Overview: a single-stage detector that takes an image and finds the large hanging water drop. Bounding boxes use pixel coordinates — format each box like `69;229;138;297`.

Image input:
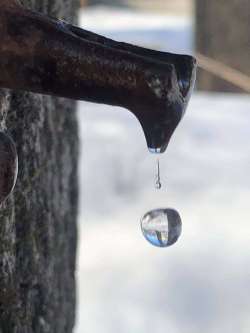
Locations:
141;208;182;247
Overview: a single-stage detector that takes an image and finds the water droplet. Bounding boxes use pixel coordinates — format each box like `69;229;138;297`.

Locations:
155;157;161;190
155;180;161;189
141;208;182;247
148;147;161;154
0;132;18;204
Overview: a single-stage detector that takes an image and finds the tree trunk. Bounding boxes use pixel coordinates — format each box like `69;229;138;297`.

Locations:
0;1;79;332
195;0;249;92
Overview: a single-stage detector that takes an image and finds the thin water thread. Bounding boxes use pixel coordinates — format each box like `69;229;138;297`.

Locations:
155;157;161;189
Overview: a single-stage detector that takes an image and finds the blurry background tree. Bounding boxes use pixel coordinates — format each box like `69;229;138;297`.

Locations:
0;0;78;332
195;0;249;93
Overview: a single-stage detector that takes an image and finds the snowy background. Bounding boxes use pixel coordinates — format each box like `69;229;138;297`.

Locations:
75;7;250;333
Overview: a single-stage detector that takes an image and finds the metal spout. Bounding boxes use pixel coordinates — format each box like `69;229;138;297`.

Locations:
0;0;196;153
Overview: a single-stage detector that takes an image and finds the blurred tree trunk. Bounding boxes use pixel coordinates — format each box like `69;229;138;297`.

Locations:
0;1;79;332
80;0;88;6
195;0;249;92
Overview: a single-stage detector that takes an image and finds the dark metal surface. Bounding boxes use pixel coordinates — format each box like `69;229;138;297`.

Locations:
0;0;196;152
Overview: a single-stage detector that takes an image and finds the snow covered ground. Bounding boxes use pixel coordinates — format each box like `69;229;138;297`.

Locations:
75;7;250;333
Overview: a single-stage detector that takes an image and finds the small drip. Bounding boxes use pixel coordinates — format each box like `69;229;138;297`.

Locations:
155;157;161;190
149;147;161;154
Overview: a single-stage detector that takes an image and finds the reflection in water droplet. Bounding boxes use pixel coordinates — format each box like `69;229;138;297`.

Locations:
141;208;182;247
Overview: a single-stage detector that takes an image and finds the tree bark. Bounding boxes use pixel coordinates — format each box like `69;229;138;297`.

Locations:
195;0;249;92
0;0;78;332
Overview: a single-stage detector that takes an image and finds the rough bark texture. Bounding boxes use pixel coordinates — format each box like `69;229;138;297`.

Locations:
0;1;79;332
195;0;249;92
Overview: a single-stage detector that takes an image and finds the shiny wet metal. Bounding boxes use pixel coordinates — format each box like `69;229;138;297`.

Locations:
0;0;196;152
